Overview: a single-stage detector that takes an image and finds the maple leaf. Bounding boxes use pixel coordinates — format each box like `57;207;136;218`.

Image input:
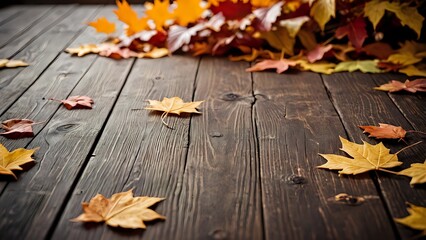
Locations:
306;44;332;63
1;119;39;139
115;0;148;36
246;57;298;74
296;60;335;74
72;189;165;229
0;144;38;179
335;17;367;50
167;24;206;53
359;123;406;140
210;0;252;20
399;65;426;77
310;0;335;31
387;52;422;67
174;0;206;26
0;59;29;68
261;27;295;55
144;0;174;31
362;42;394;60
66;44;100;57
145;97;203;127
398;161;426;186
374;79;426;93
88;17;116;34
50;96;94;110
318;136;402;175
279;16;310;38
334;60;382;73
395;203;426;236
252;1;283;31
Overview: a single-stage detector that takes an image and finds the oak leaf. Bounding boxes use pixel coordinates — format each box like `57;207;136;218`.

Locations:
88;17;116;34
144;0;174;31
246;58;298;74
310;0;335;31
1;119;37;139
252;1;283;31
0;144;38;179
334;60;382;73
374;79;426;93
50;96;94;110
174;0;206;26
359;123;406;140
0;59;29;68
318;136;402;175
395;203;426;236
335;17;367;50
399;161;426;185
145;97;203;127
72;189;165;229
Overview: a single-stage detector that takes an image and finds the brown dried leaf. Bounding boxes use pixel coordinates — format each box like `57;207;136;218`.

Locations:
1;119;36;139
50;96;94;110
374;79;426;93
0;144;38;179
359;123;406;140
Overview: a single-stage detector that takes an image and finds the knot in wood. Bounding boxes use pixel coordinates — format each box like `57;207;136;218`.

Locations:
56;123;78;132
334;193;365;206
287;175;307;185
222;93;240;101
209;229;227;240
209;132;223;138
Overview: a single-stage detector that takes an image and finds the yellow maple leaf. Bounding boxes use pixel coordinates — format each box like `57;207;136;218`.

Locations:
297;60;335;74
88;17;116;34
0;144;38;179
115;0;148;35
65;44;101;57
174;0;206;26
145;97;204;127
334;60;382;73
310;0;335;31
387;52;422;66
72;189;165;229
318;136;402;175
145;0;174;30
398;161;426;185
0;59;29;68
395;203;426;236
399;65;426;77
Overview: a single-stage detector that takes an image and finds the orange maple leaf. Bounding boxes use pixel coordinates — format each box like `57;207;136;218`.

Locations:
246;58;298;73
145;0;174;30
114;0;148;36
174;0;206;26
359;123;407;140
88;17;116;34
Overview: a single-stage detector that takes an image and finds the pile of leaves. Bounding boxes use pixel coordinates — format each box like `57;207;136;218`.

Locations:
67;0;426;76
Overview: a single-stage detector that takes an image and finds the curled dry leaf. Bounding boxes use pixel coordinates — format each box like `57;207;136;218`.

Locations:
359;123;406;140
0;59;29;68
395;203;426;236
1;119;37;139
398;161;426;185
145;97;203;128
50;96;94;110
374;79;426;93
318;136;401;175
0;144;38;179
246;58;298;74
72;189;165;229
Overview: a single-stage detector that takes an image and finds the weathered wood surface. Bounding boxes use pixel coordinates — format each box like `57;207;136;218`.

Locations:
0;5;425;240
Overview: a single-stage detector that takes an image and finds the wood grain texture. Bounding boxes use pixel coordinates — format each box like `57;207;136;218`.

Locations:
322;72;426;240
0;6;22;25
52;56;199;240
0;6;99;116
0;56;135;240
253;71;396;239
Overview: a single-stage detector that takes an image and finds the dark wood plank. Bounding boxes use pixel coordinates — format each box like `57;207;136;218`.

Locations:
0;6;53;47
322;72;426;239
0;6;99;116
0;6;22;25
0;5;75;58
51;56;199;239
0;56;135;240
253;71;397;239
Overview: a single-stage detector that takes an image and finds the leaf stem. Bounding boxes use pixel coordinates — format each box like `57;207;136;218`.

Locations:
407;130;426;136
395;141;422;155
378;168;400;175
280;48;285;60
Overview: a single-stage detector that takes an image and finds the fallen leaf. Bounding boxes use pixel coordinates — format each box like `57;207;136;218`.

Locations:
359;123;406;140
332;43;355;62
362;42;394;60
0;59;29;68
138;48;169;58
144;0;174;31
72;189;165;229
0;144;38;179
335;17;367;50
374;79;426;93
66;44;100;57
50;96;94;110
387;52;422;67
174;0;206;26
280;16;310;38
261;27;295;55
399;65;426;77
395;203;426;236
167;24;205;53
145;97;203;127
210;0;252;20
398;161;426;185
334;60;382;73
306;44;332;63
318;136;401;175
297;60;335;74
1;119;37;139
114;0;148;36
246;58;298;73
252;1;283;31
310;0;335;31
377;62;402;72
88;17;116;34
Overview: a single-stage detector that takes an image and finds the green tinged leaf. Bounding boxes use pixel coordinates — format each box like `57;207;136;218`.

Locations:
334;60;382;73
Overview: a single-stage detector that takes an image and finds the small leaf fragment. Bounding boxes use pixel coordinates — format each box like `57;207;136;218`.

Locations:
0;59;29;68
374;79;426;93
1;119;36;139
359;123;406;140
395;203;426;236
50;96;94;110
334;60;382;73
398;161;426;185
0;144;38;179
246;58;298;74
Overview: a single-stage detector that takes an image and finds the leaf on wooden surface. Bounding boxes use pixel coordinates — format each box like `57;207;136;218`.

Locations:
377;62;402;72
398;161;426;186
253;1;283;31
88;17;116;34
174;0;206;26
387;52;422;66
297;60;335;74
374;79;426;93
0;144;38;179
399;65;426;77
144;0;174;30
115;0;148;35
246;58;298;74
395;203;426;236
145;97;203;127
335;17;367;50
261;27;295;55
50;96;94;110
310;0;335;31
359;123;406;140
1;119;37;139
66;44;100;57
334;60;382;73
318;136;401;175
138;48;169;58
280;16;310;38
0;59;29;68
306;44;332;63
72;189;165;229
362;42;394;60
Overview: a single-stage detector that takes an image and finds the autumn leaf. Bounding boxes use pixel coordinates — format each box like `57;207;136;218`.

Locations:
261;27;295;55
50;96;94;110
395;203;426;236
387;52;422;67
0;59;29;68
318;136;401;175
167;24;206;53
297;60;335;74
0;144;38;179
145;97;203;127
374;79;426;93
310;0;335;31
399;65;426;77
332;43;355;62
335;17;367;50
0;119;39;139
229;49;260;62
72;189;165;229
297;28;317;51
279;16;310;39
306;44;332;63
252;1;283;31
359;123;406;140
66;44;100;57
210;0;252;20
334;60;382;73
246;57;298;74
88;17;116;34
138;48;169;59
115;0;148;35
362;42;394;60
398;161;426;186
174;0;206;26
144;0;174;31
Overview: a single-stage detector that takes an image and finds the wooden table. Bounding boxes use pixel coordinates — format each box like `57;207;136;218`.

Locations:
0;5;425;240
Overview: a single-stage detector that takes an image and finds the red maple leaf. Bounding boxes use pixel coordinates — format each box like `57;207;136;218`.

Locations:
210;0;252;20
335;17;367;50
